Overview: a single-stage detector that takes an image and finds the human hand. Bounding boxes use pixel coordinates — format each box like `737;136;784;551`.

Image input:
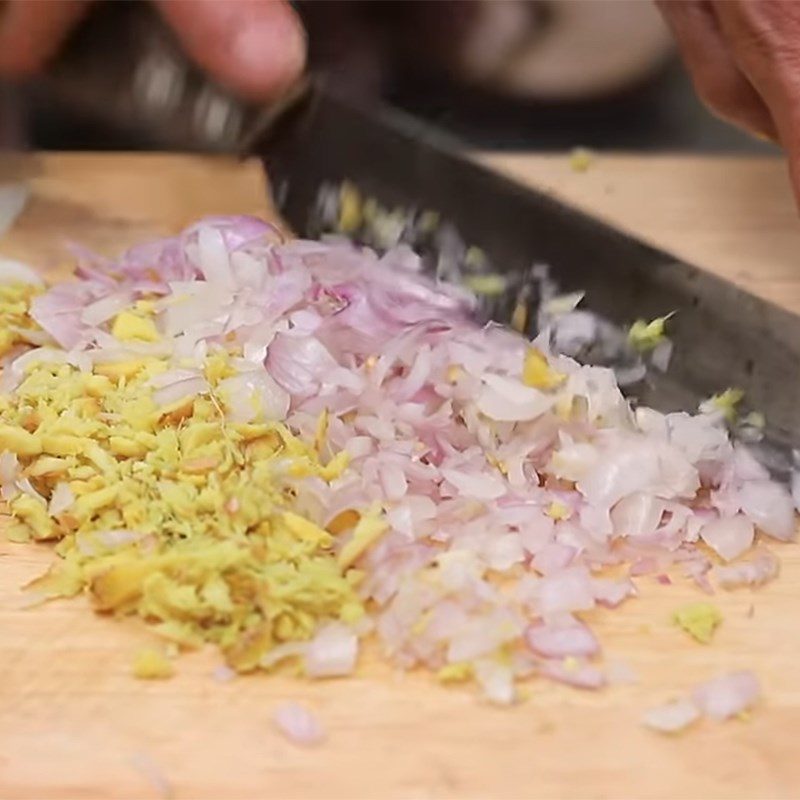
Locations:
0;0;306;102
657;1;800;196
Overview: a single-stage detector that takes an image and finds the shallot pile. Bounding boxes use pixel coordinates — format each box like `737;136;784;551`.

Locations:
2;216;796;708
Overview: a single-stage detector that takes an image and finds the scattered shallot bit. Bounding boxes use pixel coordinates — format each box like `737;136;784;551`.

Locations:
273;702;326;746
645;670;761;733
692;671;761;721
642;698;700;734
212;664;237;683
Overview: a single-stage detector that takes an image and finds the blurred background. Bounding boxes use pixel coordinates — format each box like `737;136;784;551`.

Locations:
2;0;778;155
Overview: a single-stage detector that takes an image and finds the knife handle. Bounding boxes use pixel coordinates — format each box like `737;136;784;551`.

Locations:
43;0;257;152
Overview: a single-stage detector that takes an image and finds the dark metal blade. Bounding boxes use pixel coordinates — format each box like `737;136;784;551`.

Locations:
251;82;800;471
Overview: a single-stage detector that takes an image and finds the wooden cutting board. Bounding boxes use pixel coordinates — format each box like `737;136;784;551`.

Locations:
1;152;799;800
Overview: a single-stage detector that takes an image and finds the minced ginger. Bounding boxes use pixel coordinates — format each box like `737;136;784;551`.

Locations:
1;286;369;674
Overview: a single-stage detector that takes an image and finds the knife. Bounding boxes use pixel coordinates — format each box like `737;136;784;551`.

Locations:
251;80;800;473
47;3;800;474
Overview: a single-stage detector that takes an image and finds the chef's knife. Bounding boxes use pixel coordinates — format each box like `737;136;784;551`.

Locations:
46;1;800;473
252;80;800;474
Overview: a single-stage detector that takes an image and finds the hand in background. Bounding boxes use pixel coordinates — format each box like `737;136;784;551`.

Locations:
657;1;800;197
0;0;306;102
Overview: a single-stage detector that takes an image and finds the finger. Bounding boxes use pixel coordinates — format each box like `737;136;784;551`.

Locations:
0;0;90;76
155;0;306;102
708;1;800;196
656;0;778;141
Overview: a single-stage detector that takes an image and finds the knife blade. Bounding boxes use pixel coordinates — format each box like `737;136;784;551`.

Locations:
252;80;800;474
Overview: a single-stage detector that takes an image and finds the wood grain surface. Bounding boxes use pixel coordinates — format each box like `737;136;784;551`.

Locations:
0;153;798;800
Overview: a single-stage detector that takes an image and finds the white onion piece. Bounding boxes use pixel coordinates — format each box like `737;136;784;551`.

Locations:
738;480;796;541
692;671;760;721
81;291;134;326
75;528;144;556
149;368;203;389
230;250;266;290
592;578;636;607
538;568;595;614
474;659;516;705
476;374;553;422
447;611;521;663
650;339;673;372
218;371;289;423
611;492;666;537
483;533;525;571
532;543;576;575
48;482;75;516
578;440;660;508
194;225;234;287
700;514;754;562
715;547;779;589
259;641;307;670
525;619;599;658
267;333;338;395
152;376;209;407
614;362;647;386
642;698;699;733
163;282;232;336
519;514;555;554
379;462;408;501
550;310;597;355
441;468;506;501
0;257;42;287
304;623;358;678
539;659;605;690
8;347;70;383
96;529;145;550
549;440;598;482
0;451;19;500
272;702;325;746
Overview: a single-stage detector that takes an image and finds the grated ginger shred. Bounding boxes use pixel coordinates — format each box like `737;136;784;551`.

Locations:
2;287;366;673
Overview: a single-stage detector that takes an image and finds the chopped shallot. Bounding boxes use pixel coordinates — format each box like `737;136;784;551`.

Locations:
692;671;760;721
700;514;755;562
525;619;599;658
715;547;779;589
642;698;700;733
273;702;326;746
304;623;358;678
2;215;796;710
539;659;606;690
